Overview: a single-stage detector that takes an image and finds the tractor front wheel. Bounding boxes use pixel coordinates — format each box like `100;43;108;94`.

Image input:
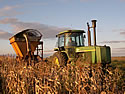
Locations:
52;52;68;67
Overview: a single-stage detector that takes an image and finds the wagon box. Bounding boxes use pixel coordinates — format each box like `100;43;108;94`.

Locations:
9;29;43;60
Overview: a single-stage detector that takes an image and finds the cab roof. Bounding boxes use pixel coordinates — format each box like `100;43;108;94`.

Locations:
58;30;85;35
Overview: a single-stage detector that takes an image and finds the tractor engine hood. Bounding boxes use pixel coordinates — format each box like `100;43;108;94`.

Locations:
75;46;111;64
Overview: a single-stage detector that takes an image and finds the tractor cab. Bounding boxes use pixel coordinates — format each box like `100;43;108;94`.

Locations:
57;30;86;49
53;30;87;66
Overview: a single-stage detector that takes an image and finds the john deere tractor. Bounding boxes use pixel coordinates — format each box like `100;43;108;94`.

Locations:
53;20;111;67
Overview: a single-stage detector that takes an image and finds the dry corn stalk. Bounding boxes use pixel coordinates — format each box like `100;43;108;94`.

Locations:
0;55;124;94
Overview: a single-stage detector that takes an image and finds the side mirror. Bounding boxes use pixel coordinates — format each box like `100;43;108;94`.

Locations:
83;35;86;38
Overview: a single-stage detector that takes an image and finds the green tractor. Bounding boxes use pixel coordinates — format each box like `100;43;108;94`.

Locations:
52;20;111;67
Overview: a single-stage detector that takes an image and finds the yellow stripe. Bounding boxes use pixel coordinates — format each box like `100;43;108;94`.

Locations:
77;49;95;52
11;42;23;57
84;49;96;52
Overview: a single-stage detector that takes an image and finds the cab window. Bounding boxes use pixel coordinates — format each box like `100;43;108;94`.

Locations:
58;34;64;47
65;33;85;47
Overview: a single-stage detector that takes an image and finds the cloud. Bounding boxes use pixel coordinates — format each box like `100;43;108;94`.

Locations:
100;40;125;44
120;31;125;36
0;5;22;17
0;30;13;40
114;47;125;50
112;52;125;56
0;18;69;39
0;18;18;24
112;29;125;32
0;2;48;17
112;28;125;36
112;47;125;56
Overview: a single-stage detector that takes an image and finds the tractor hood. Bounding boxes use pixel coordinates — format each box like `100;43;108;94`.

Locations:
75;46;111;64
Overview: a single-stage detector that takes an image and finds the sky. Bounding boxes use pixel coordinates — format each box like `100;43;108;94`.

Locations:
0;0;125;57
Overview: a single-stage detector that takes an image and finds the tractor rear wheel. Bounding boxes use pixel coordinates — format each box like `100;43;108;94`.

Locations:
52;52;68;67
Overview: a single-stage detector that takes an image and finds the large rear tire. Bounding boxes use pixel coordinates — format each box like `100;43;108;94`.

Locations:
52;52;68;67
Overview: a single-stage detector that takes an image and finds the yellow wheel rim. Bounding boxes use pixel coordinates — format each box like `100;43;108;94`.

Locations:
54;57;60;67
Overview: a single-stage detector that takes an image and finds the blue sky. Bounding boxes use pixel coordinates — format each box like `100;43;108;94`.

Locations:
0;0;125;56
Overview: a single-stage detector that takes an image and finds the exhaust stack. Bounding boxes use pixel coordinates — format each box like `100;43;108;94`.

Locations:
87;22;91;46
87;20;97;46
92;20;97;46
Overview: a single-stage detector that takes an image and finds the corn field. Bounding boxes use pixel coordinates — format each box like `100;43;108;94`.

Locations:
0;55;124;94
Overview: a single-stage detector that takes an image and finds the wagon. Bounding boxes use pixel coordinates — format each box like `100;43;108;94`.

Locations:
9;29;43;61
